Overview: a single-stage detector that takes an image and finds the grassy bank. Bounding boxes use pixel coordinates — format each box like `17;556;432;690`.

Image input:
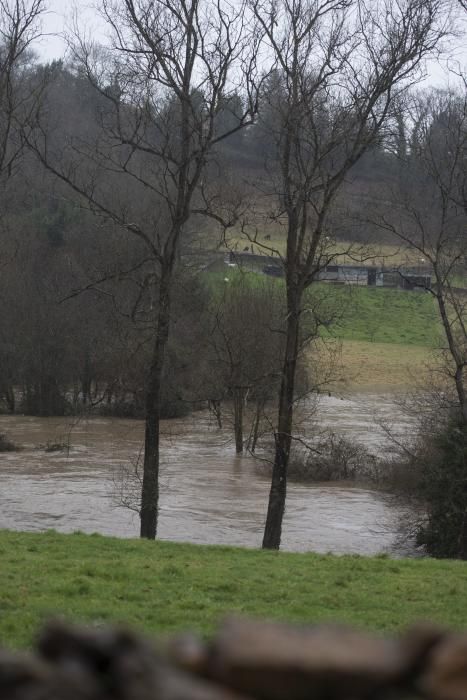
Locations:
207;272;439;388
1;530;467;649
317;285;439;347
207;272;440;348
332;340;434;389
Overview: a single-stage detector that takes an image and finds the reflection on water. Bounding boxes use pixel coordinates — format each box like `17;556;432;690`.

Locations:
0;393;416;555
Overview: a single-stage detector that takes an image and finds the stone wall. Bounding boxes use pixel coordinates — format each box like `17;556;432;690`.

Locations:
1;618;466;699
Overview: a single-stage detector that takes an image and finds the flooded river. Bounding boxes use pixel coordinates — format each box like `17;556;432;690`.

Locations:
0;393;418;555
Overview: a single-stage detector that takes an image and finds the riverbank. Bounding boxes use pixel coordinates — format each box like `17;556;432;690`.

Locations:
334;339;434;389
1;530;467;649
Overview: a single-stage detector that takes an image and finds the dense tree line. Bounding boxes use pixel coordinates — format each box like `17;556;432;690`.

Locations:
1;64;455;419
0;58;402;421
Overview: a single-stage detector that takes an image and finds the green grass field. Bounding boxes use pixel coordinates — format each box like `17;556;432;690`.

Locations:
331;340;434;388
313;285;440;347
2;530;467;649
206;272;441;348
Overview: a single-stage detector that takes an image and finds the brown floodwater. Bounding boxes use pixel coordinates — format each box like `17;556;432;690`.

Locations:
0;393;418;555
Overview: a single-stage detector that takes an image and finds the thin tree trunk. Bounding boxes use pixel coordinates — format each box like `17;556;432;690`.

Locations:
81;350;92;405
215;401;222;429
262;295;300;549
209;399;222;428
233;386;244;454
458;507;467;560
250;398;264;453
106;387;113;406
1;385;15;413
140;270;172;539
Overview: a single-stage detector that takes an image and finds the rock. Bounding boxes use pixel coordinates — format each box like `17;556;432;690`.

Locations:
37;622;253;700
0;651;51;700
399;623;446;669
201;618;428;700
419;634;467;700
1;618;467;700
167;634;210;676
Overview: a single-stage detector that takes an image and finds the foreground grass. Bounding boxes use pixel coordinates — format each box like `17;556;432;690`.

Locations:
2;530;467;649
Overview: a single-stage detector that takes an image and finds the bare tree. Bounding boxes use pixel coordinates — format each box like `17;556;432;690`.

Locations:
248;0;450;549
0;0;44;180
0;0;45;407
29;0;261;539
375;87;467;424
203;274;285;453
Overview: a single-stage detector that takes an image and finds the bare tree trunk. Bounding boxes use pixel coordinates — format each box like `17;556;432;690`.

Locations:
250;398;264;453
140;270;172;539
81;350;92;406
262;292;300;549
458;508;467;560
233;386;245;454
252;0;446;552
0;386;15;413
6;386;15;413
209;399;223;429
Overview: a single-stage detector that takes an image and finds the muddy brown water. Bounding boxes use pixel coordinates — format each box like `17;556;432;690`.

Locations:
0;393;418;555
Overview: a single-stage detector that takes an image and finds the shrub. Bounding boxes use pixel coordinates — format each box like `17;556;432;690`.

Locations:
288;434;377;482
44;442;69;453
415;420;467;559
0;433;18;452
381;413;467;559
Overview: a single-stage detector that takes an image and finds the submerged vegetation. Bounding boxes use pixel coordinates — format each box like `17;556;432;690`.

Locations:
0;433;18;452
286;436;378;483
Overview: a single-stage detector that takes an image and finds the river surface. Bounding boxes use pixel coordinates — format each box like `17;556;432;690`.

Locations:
0;393;418;555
